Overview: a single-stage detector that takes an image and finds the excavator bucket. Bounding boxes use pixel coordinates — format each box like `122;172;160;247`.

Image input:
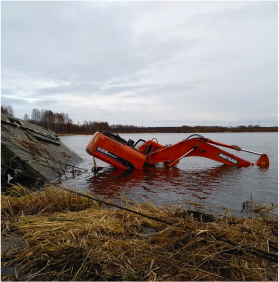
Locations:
254;154;269;167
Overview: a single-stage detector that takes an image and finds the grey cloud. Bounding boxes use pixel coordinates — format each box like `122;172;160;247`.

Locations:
1;96;31;105
2;1;199;86
1;86;24;96
1;2;147;84
138;82;196;96
1;1;277;126
31;99;59;107
155;82;195;94
100;81;195;96
180;2;277;31
101;83;158;95
1;88;13;95
1;96;58;107
137;34;199;66
35;83;102;96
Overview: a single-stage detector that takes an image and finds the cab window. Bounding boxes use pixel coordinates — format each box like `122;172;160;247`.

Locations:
134;139;146;149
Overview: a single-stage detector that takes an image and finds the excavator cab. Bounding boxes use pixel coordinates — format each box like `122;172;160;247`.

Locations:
135;139;165;155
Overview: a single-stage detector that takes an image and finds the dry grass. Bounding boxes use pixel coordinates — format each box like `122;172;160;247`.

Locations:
1;184;278;281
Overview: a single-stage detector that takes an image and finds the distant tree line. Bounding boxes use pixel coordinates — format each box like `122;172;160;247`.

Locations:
23;108;110;134
109;125;278;133
1;105;278;134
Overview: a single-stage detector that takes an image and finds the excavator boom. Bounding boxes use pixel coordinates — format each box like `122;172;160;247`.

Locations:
147;137;256;167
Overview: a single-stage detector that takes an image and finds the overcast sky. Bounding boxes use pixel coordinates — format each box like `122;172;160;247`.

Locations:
1;1;278;127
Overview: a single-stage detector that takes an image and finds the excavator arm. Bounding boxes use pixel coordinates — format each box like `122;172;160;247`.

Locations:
146;135;269;168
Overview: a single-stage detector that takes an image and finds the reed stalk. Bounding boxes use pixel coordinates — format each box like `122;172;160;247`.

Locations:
1;184;278;281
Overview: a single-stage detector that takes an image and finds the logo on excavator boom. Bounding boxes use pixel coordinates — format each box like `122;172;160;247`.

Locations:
218;152;239;164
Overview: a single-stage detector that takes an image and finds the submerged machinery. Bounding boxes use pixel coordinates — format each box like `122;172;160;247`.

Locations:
86;131;269;170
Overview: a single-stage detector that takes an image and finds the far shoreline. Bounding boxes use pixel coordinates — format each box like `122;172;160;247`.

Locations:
57;130;278;136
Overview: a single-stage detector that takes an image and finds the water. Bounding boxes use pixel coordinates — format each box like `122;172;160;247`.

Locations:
60;132;278;216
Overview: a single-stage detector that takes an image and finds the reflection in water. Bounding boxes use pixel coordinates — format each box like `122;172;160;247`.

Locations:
86;164;245;204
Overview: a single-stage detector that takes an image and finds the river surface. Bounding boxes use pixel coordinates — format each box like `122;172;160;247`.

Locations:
60;133;278;216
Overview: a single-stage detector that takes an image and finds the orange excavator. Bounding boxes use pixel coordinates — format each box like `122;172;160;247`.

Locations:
86;131;269;170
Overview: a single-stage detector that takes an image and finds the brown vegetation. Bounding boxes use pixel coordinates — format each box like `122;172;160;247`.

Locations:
1;184;278;281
